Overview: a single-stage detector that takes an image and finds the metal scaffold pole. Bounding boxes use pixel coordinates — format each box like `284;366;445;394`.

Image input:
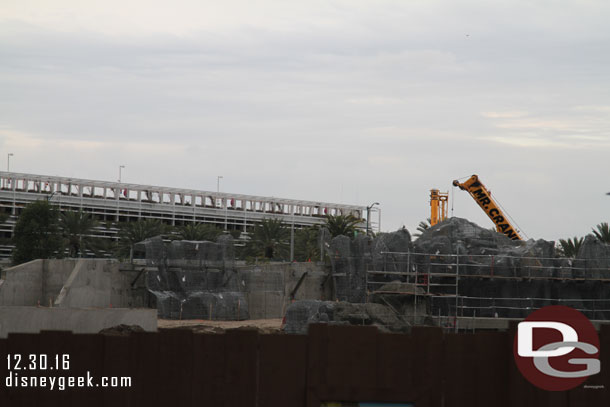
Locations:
455;252;459;333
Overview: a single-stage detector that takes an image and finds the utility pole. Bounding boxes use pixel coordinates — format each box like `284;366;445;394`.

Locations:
7;153;13;172
118;165;125;183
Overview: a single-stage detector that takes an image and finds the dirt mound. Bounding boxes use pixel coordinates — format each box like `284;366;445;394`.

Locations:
157;318;283;334
99;324;146;336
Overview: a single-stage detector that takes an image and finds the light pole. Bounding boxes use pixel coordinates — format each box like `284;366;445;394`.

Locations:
224;201;228;231
217;175;223;193
366;202;379;236
290;211;295;262
118;165;125;183
7;153;13;172
217;176;225;229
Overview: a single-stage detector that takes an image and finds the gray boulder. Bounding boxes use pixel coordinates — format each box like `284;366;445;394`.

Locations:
282;300;409;334
574;235;610;279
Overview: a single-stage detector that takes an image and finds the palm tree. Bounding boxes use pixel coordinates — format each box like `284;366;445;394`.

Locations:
59;210;101;257
557;236;584;258
294;226;320;261
12;200;61;265
116;219;170;259
592;222;610;243
413;218;431;237
324;214;361;238
177;223;222;241
247;218;289;259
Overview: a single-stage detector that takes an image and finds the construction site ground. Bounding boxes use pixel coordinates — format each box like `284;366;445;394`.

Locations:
158;318;283;334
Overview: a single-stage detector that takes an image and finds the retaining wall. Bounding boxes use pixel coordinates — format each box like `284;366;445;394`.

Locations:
0;259;45;306
55;259;144;308
42;259;79;305
0;259;149;309
237;262;331;319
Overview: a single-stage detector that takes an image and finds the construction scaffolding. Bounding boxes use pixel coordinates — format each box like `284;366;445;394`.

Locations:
366;251;610;331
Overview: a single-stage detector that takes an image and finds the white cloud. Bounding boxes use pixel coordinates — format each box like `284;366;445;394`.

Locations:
486;135;571;149
0;128;44;148
347;97;404;106
481;111;529;119
0;129;187;155
573;105;610;112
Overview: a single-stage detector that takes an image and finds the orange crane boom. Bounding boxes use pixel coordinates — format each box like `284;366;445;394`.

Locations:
452;174;522;240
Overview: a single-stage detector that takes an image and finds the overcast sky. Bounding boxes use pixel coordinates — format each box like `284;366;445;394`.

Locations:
1;0;609;241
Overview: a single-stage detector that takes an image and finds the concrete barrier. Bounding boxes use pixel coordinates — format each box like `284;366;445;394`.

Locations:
55;259;135;308
0;259;149;308
0;259;45;305
0;306;157;338
236;262;331;319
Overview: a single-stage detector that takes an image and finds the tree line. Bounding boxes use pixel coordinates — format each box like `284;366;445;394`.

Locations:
11;200;606;266
8;200;364;265
556;222;610;257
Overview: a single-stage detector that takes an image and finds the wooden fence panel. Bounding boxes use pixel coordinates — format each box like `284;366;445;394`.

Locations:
7;333;42;407
409;326;443;407
0;337;8;406
308;324;379;404
191;333;227;406
36;331;74;407
306;323;328;407
67;333;105;407
158;329;194;407
473;331;510;407
128;332;160;406
443;332;477;406
102;335;131;407
224;329;259;407
506;324;569;407
567;324;610;406
375;332;417;403
258;334;308;407
1;323;609;406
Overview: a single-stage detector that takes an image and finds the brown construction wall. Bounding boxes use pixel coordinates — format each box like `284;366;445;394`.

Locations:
0;324;608;406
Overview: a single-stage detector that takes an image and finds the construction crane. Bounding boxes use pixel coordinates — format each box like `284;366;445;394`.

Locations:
429;189;448;226
452;174;523;240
